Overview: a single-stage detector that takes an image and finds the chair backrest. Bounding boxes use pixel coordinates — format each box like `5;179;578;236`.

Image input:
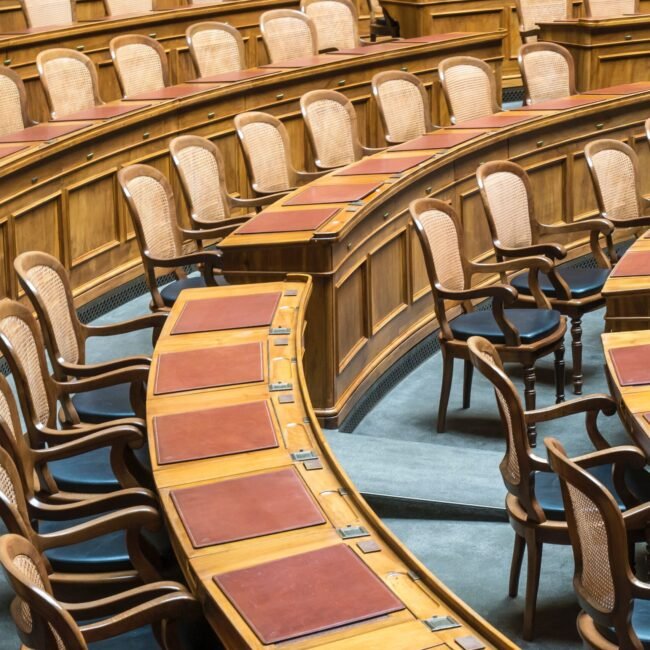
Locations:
585;139;643;224
36;49;102;119
514;0;570;42
103;0;152;15
519;42;576;105
372;71;432;144
19;0;75;27
301;0;359;50
300;89;362;169
0;446;37;545
0;534;86;649
584;0;637;17
234;111;297;194
186;22;245;78
260;9;318;63
170;135;233;226
109;35;169;98
0;66;34;137
438;56;500;124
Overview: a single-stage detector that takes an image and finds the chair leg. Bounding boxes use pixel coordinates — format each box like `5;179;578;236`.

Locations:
523;531;543;642
554;343;565;405
509;533;525;598
570;317;583;395
437;347;454;433
462;360;473;409
522;364;537;446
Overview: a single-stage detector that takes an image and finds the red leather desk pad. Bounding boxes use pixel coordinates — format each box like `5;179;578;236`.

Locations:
590;82;650;95
284;182;383;205
126;84;221;101
189;68;278;83
0;122;93;143
171;468;324;547
332;42;415;55
54;103;152;121
153;342;263;395
609;252;650;277
518;95;605;111
334;154;431;175
390;130;486;151
171;292;281;334
450;113;533;129
214;544;404;643
642;413;650;426
153;400;277;465
403;32;472;42
609;344;650;386
0;144;30;158
237;207;339;234
262;54;357;68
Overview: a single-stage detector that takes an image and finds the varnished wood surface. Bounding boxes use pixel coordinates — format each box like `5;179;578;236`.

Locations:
146;276;519;650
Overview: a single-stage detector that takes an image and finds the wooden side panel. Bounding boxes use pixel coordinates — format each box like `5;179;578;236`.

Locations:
335;263;367;372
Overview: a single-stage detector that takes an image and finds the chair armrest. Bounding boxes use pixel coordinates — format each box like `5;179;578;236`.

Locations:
145;250;222;270
571;445;646;472
526;394;617;424
539;218;613;236
180;225;235;241
85;313;167;338
56;365;150;395
623;502;650;532
361;146;386;155
437;283;518;304
471;255;554;276
520;26;540;39
58;356;151;378
496;241;567;261
296;169;329;182
230;194;277;209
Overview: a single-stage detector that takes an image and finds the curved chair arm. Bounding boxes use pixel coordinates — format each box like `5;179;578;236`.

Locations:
539;218;614;268
145;250;222;271
58;356;152;378
229;194;279;209
436;283;518;304
36;420;146;445
180;225;233;242
570;445;645;471
495;240;567;261
84;312;167;338
361;145;386;155
520;26;540;39
56;365;150;396
296;169;330;182
608;216;650;229
623;502;650;533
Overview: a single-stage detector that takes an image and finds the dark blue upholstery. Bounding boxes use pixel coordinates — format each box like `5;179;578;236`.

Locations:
89;625;158;649
450;308;562;344
160;276;206;308
510;267;610;300
72;384;134;424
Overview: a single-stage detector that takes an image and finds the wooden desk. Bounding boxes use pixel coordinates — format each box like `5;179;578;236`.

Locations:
146;276;517;650
538;14;650;92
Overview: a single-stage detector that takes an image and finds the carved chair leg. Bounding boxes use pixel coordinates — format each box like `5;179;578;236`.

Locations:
523;364;537;446
523;530;543;642
437;347;454;433
509;533;525;598
554;344;565;405
570;317;583;396
462;360;474;410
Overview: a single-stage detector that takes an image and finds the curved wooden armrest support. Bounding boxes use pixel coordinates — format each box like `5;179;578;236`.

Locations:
496;241;567;261
540;218;614;236
529;453;551;473
472;255;554;275
520;26;540;39
437;283;518;304
361;145;386;155
85;313;167;339
623;502;650;532
230;194;275;209
146;250;222;271
180;224;236;241
253;188;291;202
59;356;151;378
526;394;617;424
56;365;150;395
37;418;145;444
571;445;646;471
631;578;650;601
296;169;329;182
609;216;650;229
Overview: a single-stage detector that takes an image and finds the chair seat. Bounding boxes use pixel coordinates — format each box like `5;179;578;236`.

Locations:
88;624;158;649
72;383;135;424
511;267;610;300
595;598;650;648
450;308;562;344
160;276;207;308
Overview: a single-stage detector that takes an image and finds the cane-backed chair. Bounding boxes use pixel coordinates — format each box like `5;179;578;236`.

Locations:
234;111;327;197
546;437;650;650
438;56;500;125
301;0;360;51
260;9;318;63
410;198;567;438
19;0;75;27
103;0;152;15
300;89;384;169
519;42;576;106
0;534;202;650
0;66;36;137
372;71;434;144
514;0;571;43
468;336;646;640
585;139;650;260
366;0;399;40
584;0;638;17
109;35;169;98
186;22;246;78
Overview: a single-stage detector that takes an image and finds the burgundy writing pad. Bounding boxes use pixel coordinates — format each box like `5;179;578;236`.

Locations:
154;341;263;395
55;103;151;121
590;82;650;95
403;32;472;42
0;122;93;143
334;154;431;176
609;344;650;386
236;207;339;234
642;413;650;425
172;292;281;334
126;83;220;101
188;68;278;83
284;182;383;206
0;144;30;158
390;130;486;151
154;400;277;464
518;95;605;111
262;54;356;68
171;468;325;547
450;113;533;129
214;544;404;643
610;252;650;277
332;42;415;55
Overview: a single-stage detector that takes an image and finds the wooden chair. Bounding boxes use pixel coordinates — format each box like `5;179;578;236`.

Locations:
519;42;576;106
36;49;102;120
366;0;399;41
300;89;384;170
477;160;613;396
0;66;36;137
14;251;166;424
584;0;638;17
438;56;500;125
546;437;650;650
410;198;567;439
260;9;318;63
514;0;571;43
103;0;152;15
468;335;646;640
301;0;360;51
0;533;202;649
19;0;75;28
109;35;169;99
585;139;650;262
186;22;246;78
372;71;434;144
234;111;326;198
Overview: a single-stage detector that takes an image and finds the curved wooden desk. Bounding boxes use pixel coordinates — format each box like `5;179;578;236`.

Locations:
146;276;517;649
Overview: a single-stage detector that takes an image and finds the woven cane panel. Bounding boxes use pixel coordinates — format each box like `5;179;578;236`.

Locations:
25;265;79;364
105;0;152;14
263;16;314;63
482;171;533;248
591;149;640;221
304;1;356;51
192;28;243;76
0;465;16;505
241;122;292;192
42;57;96;118
587;0;633;16
378;79;426;142
115;43;165;96
22;0;72;27
176;145;227;222
523;50;570;103
0;317;49;426
418;209;464;291
305;99;356;167
0;392;16;441
0;77;26;137
567;483;615;612
444;64;494;123
519;0;567;32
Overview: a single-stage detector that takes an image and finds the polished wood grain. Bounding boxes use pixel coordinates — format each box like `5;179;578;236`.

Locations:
146;276;518;649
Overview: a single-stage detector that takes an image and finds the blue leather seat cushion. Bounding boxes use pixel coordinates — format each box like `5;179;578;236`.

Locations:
160;276;207;308
450;308;562;344
510;267;610;300
72;383;135;424
88;625;158;649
